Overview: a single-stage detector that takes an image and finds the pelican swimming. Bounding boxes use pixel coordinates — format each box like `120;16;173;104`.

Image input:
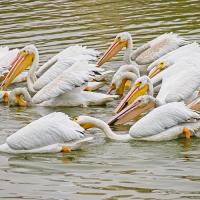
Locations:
0;112;93;154
97;32;187;67
75;102;200;141
147;42;200;77
1;45;118;107
107;96;200;140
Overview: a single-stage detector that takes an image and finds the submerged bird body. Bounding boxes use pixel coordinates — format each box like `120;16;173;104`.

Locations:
38;88;118;107
0;112;92;154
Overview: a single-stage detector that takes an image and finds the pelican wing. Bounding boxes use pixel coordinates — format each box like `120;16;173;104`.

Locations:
32;62;100;104
34;45;99;90
147;42;200;72
6;112;84;150
134;33;187;65
130;102;199;138
156;62;200;103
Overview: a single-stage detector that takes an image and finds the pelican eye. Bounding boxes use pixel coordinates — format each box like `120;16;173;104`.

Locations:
114;36;121;43
136;81;142;86
73;117;78;122
21;49;27;55
159;62;165;69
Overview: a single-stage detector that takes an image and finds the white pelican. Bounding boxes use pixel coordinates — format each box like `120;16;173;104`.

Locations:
147;42;200;77
115;61;200;113
1;45;118;107
106;96;200;141
0;112;93;154
75;102;200;141
107;63;140;96
97;32;186;67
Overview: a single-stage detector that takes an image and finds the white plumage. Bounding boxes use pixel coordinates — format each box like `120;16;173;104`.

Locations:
2;45;117;107
39;88;118;107
129;102;199;138
97;32;187;67
0;112;93;153
147;42;200;72
133;32;187;65
34;45;100;90
32;62;99;104
152;61;200;104
76;102;200;141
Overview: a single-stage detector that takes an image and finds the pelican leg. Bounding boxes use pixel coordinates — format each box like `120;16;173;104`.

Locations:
183;127;191;139
61;145;71;153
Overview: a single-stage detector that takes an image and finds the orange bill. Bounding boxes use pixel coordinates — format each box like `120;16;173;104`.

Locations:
108;98;156;125
96;38;128;67
115;84;149;113
148;62;165;78
1;51;34;90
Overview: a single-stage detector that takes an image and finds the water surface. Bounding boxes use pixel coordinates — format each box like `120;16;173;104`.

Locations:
0;0;200;199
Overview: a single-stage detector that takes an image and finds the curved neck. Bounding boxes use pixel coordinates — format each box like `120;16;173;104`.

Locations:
9;88;33;106
27;50;39;93
123;37;133;64
85;117;132;141
120;72;138;82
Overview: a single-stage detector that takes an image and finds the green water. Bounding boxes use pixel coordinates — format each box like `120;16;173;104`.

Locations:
0;0;200;199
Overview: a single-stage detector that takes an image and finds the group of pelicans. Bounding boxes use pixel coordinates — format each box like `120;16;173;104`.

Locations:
0;32;200;154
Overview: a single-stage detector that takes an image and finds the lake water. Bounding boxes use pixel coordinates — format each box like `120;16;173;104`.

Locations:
0;0;200;199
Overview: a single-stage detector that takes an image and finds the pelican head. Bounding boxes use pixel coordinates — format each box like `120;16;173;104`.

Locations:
9;87;32;107
74;115;104;130
1;45;38;90
148;60;173;78
97;32;132;66
115;76;153;113
107;71;137;96
108;95;158;125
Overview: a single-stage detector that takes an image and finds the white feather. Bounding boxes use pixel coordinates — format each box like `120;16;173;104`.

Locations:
6;112;84;150
32;62;100;104
148;42;200;72
135;32;187;65
130;102;199;138
34;45;99;90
